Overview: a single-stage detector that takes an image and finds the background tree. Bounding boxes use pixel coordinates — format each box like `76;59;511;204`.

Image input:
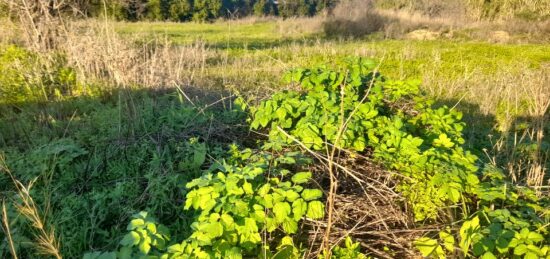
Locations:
192;0;222;21
147;0;163;20
253;0;277;16
168;0;193;21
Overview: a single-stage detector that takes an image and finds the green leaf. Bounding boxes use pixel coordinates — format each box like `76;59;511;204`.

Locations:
243;181;253;194
527;232;544;243
514;244;527;255
281;218;298;234
292;199;307;220
306;201;325;219
204;222;224;238
225;247;243;259
127;218;145;230
117;246;133;259
167;243;184;253
145;222;156;234
120;231;140;246
291;172;311;184
414;237;440;257
284;190;300;202
301;189;323;201
273;202;291;223
460;216;480;253
480;252;497;259
439;230;455;252
434;133;454;148
139;240;151;254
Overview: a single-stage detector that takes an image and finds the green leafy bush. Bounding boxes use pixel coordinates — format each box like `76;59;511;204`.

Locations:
85;147;325;258
250;57;479;221
321;237;369;259
414;166;550;258
177;148;325;257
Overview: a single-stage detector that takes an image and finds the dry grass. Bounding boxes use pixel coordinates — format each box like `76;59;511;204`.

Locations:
63;20;210;89
0;156;62;259
323;0;386;38
275;16;324;37
1;200;18;259
323;0;550;42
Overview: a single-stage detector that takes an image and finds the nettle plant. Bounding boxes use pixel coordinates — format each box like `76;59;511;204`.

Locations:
250;57;479;221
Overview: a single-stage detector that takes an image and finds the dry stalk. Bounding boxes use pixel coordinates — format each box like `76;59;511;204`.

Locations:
0;156;62;259
1;200;18;259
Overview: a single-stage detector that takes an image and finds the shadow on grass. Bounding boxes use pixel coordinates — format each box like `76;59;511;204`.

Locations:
434;99;550;176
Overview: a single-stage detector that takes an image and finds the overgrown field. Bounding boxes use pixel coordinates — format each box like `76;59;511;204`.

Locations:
1;16;549;259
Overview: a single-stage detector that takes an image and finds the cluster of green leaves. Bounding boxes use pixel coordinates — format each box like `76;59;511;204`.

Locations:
320;237;369;259
250;57;480;221
415;166;550;258
172;148;325;257
84;212;171;259
85;147;326;258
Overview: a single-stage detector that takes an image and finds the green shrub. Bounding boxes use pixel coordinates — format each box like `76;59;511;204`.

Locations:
415;166;550;258
84;147;325;258
250;57;479;221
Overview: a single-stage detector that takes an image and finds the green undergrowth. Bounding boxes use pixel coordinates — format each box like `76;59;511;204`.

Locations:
0;45;248;258
81;58;549;258
1;43;549;258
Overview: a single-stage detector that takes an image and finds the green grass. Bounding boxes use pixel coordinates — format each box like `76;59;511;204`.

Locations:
116;20;550;88
116;20;320;49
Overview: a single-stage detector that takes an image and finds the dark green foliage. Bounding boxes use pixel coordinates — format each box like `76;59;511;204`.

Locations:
192;0;223;21
78;0;334;21
169;0;193;21
278;0;316;17
147;0;164;20
253;0;277;16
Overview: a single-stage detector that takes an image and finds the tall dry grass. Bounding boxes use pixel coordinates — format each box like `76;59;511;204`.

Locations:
63;20;210;88
0;156;62;259
422;63;550;188
324;0;550;42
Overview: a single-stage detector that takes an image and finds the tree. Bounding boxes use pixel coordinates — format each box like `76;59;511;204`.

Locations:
192;0;222;21
168;0;193;21
147;0;163;20
253;0;276;16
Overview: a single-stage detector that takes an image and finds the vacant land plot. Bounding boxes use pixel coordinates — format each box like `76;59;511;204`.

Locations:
1;15;549;259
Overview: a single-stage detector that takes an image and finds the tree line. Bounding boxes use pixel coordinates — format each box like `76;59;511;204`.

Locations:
80;0;337;22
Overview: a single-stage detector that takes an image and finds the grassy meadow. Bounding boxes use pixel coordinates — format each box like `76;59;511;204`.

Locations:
1;14;549;259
